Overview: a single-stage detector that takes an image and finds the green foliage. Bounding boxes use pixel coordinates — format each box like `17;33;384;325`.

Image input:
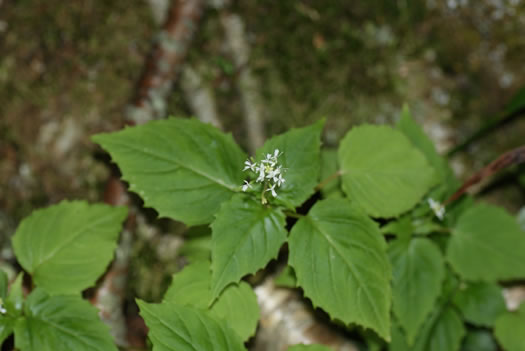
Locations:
12;201;127;295
210;195;287;301
6;114;524;350
391;306;466;351
396;104;457;199
138;300;246;351
494;303;525;351
274;265;297;288
5;273;25;318
288;198;391;340
338;124;435;217
447;203;525;281
389;237;445;345
92;118;246;226
256;120;324;208
0;270;7;300
461;330;498;351
14;289;117;351
453;282;506;327
287;344;334;351
163;261;259;341
319;149;342;198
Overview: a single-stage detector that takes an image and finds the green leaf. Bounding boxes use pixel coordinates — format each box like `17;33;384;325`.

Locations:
381;215;414;239
391;307;466;351
453;282;506;327
5;273;24;317
0;315;13;345
319;149;343;199
0;272;22;344
274;265;297;288
211;195;287;300
461;330;497;351
389;238;445;345
256;120;324;208
179;236;211;263
494;303;525;351
425;307;466;351
163;261;259;341
12;201;127;295
518;206;525;231
138;300;246;351
0;270;7;299
338;124;435;217
288;198;391;340
93;118;246;225
287;344;333;351
447;203;525;281
397;104;447;181
13;288;117;351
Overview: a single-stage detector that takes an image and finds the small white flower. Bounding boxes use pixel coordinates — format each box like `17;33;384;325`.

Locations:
256;165;265;182
428;198;445;220
261;153;276;166
266;166;281;182
0;299;6;314
276;173;286;186
266;184;278;197
243;159;256;172
242;180;252;192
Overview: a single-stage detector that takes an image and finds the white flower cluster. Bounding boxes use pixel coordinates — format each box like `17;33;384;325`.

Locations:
428;198;445;221
242;149;286;199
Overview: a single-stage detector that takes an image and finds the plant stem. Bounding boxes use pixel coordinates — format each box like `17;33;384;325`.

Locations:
315;170;342;191
284;211;304;219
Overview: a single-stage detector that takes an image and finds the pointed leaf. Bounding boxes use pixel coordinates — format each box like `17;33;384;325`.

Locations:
391;307;465;351
288;198;391;340
12;201;127;295
320;149;343;199
447;203;525;281
389;238;445;345
138;300;246;351
211;195;287;300
13;288;117;351
256;120;324;207
494;303;525;351
338;125;435;217
5;273;24;317
423;303;466;351
396;104;448;182
163;261;259;341
93;118;246;225
453;282;506;327
0;314;14;345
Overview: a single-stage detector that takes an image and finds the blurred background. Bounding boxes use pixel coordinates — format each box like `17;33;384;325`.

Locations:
1;0;525;348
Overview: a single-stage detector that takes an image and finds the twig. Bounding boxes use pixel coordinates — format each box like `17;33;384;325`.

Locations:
126;0;205;125
445;145;525;205
315;170;342;191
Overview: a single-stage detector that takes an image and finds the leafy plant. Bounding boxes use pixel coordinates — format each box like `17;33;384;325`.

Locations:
2;106;525;350
0;201;127;350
